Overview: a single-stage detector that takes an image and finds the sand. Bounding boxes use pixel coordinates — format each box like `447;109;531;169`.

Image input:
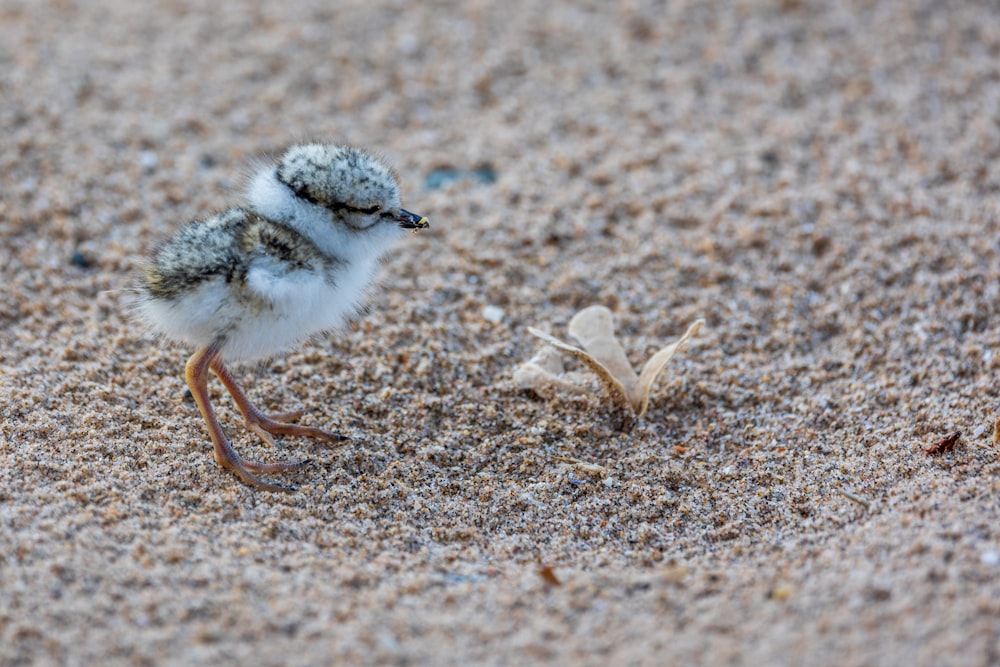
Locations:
2;1;999;665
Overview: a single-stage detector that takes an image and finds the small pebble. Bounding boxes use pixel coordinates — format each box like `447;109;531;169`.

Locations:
139;150;158;171
482;305;504;323
425;168;463;190
70;251;91;269
425;166;497;190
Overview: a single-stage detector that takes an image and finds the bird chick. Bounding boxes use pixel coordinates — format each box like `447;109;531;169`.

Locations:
135;143;428;492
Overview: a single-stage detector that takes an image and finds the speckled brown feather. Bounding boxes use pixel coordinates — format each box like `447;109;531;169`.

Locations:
143;207;335;302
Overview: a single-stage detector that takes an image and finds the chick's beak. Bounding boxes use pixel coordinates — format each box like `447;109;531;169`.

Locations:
397;208;429;230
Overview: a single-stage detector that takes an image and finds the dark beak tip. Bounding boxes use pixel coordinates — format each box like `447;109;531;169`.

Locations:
399;208;429;230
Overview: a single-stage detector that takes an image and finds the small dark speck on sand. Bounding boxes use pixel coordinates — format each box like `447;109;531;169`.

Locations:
71;251;92;269
425;165;497;190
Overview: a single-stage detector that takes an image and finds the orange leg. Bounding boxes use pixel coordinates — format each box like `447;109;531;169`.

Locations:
209;357;347;446
185;347;317;492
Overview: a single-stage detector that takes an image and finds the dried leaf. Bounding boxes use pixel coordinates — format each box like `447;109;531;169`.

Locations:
633;319;704;416
527;305;704;418
537;563;562;587
513;346;589;399
567;306;638;389
552;455;608;477
924;431;961;455
526;326;633;415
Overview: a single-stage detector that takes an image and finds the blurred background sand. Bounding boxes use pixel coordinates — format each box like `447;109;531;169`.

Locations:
2;1;999;664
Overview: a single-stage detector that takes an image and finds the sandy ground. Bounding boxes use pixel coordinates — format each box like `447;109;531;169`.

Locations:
2;1;1000;665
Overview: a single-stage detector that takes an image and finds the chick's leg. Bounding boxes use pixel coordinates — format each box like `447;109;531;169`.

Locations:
209;358;347;447
185;347;307;493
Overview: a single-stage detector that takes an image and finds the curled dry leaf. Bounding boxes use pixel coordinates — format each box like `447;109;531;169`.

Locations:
552;455;608;477
512;346;590;399
537;563;562;587
924;430;961;456
524;305;704;417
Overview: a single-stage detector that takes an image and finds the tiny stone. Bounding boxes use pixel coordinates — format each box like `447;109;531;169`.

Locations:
769;585;793;601
399;32;420;55
471;165;498;184
139;150;158;171
425;167;463;190
482;305;504;323
70;251;91;269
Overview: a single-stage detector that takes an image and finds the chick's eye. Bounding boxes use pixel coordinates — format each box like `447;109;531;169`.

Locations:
356;205;380;215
